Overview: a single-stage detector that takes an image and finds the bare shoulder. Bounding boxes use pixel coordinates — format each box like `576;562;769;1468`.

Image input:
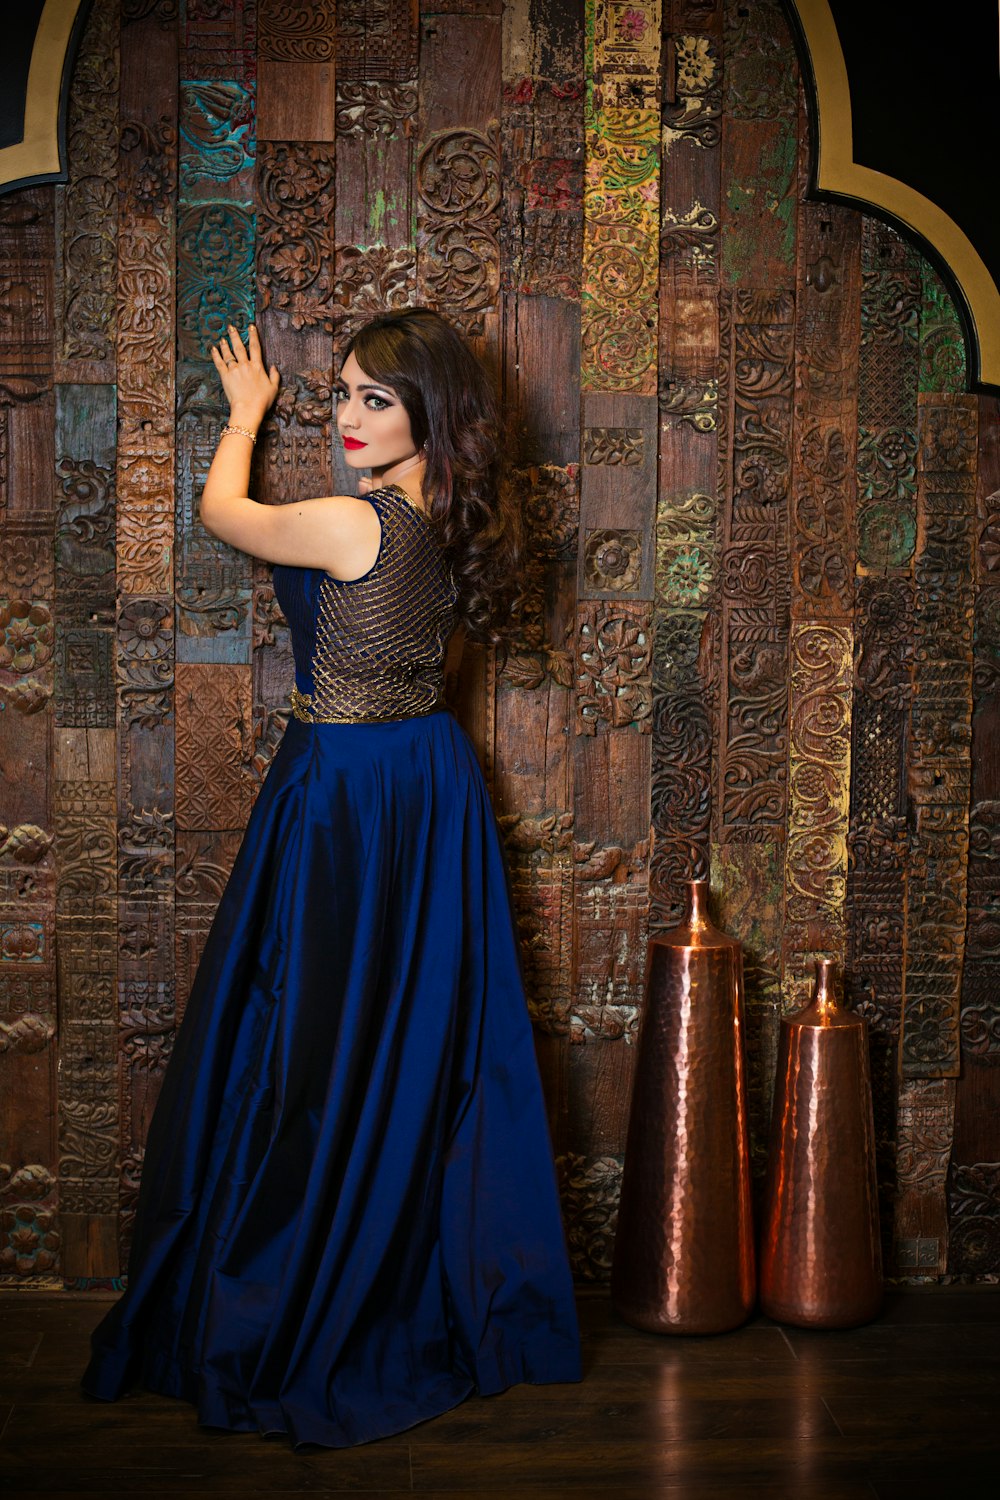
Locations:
201;490;381;575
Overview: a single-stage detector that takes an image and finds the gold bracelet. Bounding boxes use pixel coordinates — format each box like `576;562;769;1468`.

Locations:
220;423;257;445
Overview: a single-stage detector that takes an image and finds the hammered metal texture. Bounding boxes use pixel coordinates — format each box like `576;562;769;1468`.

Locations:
612;881;755;1333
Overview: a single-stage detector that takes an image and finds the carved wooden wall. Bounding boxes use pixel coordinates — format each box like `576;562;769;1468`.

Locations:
0;0;998;1289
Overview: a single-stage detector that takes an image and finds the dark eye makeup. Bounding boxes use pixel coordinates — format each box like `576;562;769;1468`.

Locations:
333;383;394;411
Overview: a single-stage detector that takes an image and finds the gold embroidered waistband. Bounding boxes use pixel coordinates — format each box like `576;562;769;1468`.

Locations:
289;684;444;725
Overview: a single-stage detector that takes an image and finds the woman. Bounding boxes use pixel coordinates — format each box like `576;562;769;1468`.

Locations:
81;308;582;1447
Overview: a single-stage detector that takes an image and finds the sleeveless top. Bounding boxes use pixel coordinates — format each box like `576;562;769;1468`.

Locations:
271;483;460;724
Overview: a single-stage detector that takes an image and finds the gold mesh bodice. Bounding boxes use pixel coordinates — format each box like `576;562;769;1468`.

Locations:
287;483;459;724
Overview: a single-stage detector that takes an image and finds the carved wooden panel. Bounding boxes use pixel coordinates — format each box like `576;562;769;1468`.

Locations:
416;123;501;339
55;0;119;384
894;1077;955;1275
0;170;56;1285
650;2;722;935
258;144;335;335
716;289;793;838
711;839;783;1181
581;1;660;395
501;79;583;302
257;0;335;141
720;0;796;286
182;0;258;83
856;220;920;573
112;7;179;1269
176;829;242;1022
948;1158;1000;1275
338;0;418;82
780;171;860;1010
175;664;253;832
53;730;117;1273
900;395;977;1079
2;0;999;1292
961;460;1000;1073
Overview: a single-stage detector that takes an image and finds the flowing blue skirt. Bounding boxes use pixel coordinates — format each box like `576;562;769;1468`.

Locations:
81;708;581;1448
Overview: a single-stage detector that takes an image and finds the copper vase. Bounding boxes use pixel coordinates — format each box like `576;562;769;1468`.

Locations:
611;879;755;1334
760;957;882;1328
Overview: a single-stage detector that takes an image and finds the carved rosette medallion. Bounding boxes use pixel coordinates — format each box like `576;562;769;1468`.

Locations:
663;34;722;156
583;529;642;592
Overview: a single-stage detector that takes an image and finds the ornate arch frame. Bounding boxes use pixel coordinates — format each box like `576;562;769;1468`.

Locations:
786;0;1000;396
0;0;90;197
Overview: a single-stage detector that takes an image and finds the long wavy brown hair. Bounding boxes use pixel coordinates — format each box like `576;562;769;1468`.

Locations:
342;307;522;646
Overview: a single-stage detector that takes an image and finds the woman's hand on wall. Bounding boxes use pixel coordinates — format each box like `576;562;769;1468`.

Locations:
210;324;280;429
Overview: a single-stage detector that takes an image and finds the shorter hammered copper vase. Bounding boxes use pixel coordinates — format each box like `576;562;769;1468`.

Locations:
760;958;882;1328
611;879;755;1334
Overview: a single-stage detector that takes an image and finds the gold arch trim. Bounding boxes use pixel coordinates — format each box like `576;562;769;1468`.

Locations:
793;0;1000;392
0;0;86;192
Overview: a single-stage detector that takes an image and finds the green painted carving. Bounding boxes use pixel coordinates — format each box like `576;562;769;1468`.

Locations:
919;264;966;395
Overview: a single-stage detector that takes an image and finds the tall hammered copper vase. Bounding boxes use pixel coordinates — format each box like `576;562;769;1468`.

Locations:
611;880;755;1334
760;957;882;1328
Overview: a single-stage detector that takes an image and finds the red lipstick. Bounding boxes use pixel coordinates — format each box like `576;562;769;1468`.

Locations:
342;437;367;450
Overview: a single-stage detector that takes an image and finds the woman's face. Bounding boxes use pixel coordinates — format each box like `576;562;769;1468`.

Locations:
334;351;419;474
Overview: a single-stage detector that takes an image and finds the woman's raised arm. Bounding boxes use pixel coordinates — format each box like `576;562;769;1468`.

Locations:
199;325;380;578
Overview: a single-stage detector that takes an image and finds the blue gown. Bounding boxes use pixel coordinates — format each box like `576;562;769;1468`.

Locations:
81;483;581;1448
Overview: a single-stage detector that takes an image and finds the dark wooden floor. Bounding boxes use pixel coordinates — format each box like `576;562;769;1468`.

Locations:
1;1287;998;1497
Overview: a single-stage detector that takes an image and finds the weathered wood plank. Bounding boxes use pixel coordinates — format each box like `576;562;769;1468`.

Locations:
257;1;335;141
54;0;119;385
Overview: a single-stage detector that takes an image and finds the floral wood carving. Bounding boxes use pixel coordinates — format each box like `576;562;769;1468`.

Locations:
948;1161;1000;1275
575;604;653;735
417;124;501;336
900;397;977;1079
59;0;119;365
257;143;336;331
179;82;255;192
335;82;418;137
556;1152;622;1281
